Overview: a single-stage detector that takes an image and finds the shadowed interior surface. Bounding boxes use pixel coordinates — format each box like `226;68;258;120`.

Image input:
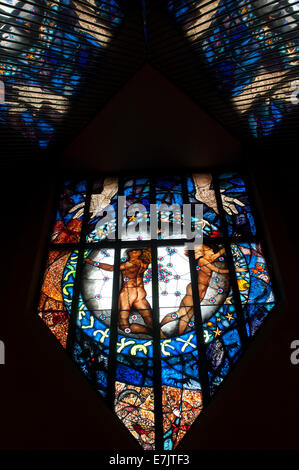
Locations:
0;0;298;454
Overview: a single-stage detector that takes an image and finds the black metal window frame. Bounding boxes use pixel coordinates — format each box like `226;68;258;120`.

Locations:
37;169;280;451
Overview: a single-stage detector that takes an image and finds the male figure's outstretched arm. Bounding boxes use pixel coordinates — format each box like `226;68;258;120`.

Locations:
84;258;114;271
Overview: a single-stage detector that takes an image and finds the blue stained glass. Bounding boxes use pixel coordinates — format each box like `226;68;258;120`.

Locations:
244;303;275;337
206;326;241;395
218;172;256;237
249;98;286;137
218;357;230;377
124;177;150;208
122;177;151;241
119;352;154;381
39;174;278;450
21;112;34;124
203;304;238;342
167;0;299;137
0;0;124;147
156;177;183;206
161;350;201;389
222;329;241;358
73;327;110;397
231;243;275;304
116;357;154;387
156;177;184;240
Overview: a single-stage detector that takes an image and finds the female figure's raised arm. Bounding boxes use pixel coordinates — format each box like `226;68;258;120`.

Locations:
212;248;226;261
205;262;229;274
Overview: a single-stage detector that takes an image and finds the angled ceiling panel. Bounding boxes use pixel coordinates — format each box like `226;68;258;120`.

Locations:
1;0;298;162
0;0;145;159
150;0;299;143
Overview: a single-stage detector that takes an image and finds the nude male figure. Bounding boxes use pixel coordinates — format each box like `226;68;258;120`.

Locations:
85;248;153;335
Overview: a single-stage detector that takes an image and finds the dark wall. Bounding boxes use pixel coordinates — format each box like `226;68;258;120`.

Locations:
0;66;298;451
62;65;241;173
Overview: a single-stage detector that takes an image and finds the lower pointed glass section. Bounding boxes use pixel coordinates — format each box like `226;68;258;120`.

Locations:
115;381;155;450
162;385;203;450
115;339;155;450
161;332;203;450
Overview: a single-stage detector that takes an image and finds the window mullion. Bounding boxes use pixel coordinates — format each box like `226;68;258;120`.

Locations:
34;176;64;316
182;174;211;407
106;246;121;409
66;178;93;355
107;177;124;409
149;176;164;452
151;243;164;452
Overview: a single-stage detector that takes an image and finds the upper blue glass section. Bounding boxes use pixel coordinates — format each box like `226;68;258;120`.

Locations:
0;0;124;147
167;0;299;137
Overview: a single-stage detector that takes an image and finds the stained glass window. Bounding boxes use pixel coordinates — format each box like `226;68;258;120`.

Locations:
38;172;278;450
1;1;297;147
0;0;124;147
167;0;299;138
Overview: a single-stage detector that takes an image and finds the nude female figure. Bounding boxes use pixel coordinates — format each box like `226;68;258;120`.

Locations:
160;244;246;337
85;248;153;335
